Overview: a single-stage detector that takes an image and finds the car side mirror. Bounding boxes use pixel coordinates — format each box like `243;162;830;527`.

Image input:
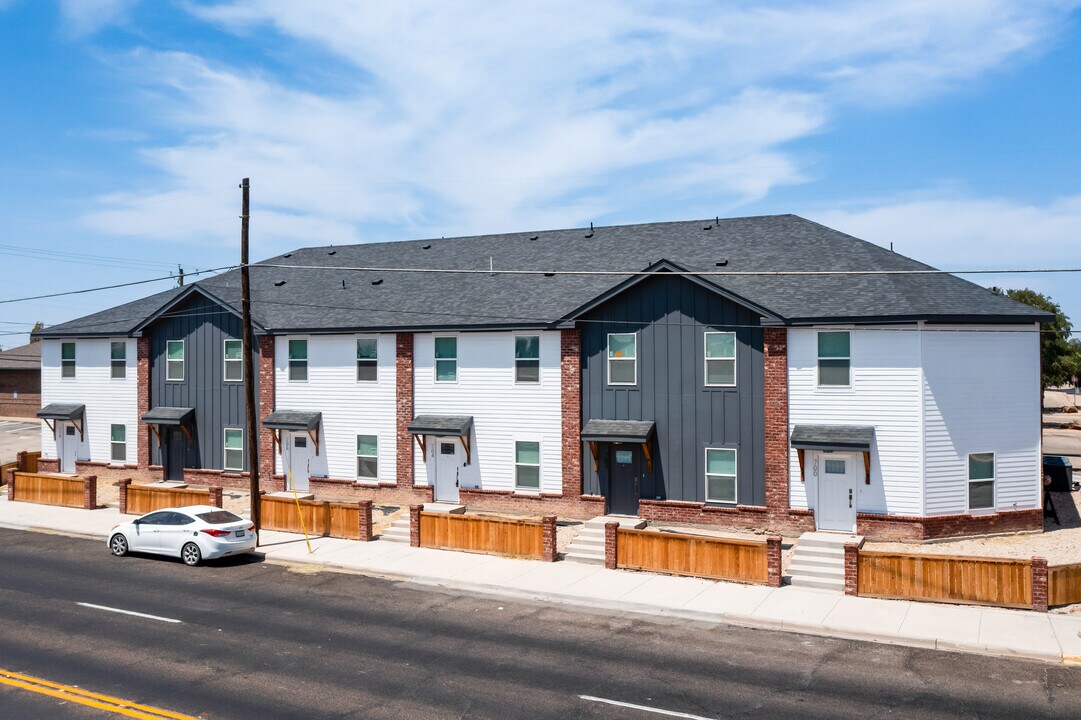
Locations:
133;519;141;526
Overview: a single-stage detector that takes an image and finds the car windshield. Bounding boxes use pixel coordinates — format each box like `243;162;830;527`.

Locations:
196;510;244;525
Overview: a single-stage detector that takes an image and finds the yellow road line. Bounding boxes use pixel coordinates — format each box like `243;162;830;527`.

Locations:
0;668;201;720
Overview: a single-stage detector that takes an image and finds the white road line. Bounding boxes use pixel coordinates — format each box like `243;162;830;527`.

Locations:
579;695;718;720
76;602;183;624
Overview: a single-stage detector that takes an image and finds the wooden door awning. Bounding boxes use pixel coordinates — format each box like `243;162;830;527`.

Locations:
791;424;875;484
581;419;656;473
37;403;85;438
141;406;195;447
407;415;473;464
263;410;322;455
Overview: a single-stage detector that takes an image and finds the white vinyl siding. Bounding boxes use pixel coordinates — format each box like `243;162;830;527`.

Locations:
788;326;923;515
923;325;1040;514
275;335;397;481
223;428;244;472
40;338;138;465
414;331;563;494
223;339;243;382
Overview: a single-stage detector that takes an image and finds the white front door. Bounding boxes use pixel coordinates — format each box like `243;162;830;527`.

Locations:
286;434;311;491
433;438;460;503
60;424;77;474
816;452;858;532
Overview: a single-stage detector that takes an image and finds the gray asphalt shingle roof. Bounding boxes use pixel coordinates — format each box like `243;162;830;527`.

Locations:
37;215;1050;337
0;342;41;370
791;424;876;451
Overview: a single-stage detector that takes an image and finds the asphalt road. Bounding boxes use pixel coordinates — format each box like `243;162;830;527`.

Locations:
0;418;40;465
1;528;1080;719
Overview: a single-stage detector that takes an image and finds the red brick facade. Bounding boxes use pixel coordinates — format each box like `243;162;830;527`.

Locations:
766;536;783;587
541;515;557;562
763;327;789;512
856;508;1044;541
560;329;583;499
844;542;859;595
137;336;151;470
396;333;414;488
0;368;39;417
1031;556;1049;612
258;335;276;481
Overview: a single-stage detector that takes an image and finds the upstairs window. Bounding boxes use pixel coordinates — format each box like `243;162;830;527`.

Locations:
357;435;378;480
817;331;851;386
110;424;126;463
704;332;736;386
110;342;126;379
514;336;540;383
434;337;457;382
515;441;541;490
223;428;244;472
356;338;378;382
705;448;737;503
288;339;308;381
224;339;243;382
607;333;636;385
968;452;995;511
166;340;185;382
61;342;76;378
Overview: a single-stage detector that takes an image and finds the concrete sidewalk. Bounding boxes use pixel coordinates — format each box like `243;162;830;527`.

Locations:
3;496;1080;666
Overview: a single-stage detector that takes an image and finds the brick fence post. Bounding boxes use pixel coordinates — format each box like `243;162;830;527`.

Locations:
16;450;27;472
1032;556;1049;612
409;504;422;547
541;515;558;562
358;500;373;542
118;478;131;514
7;473;15;501
604;521;618;570
766;536;783;588
844;542;860;596
83;475;97;510
208;485;223;508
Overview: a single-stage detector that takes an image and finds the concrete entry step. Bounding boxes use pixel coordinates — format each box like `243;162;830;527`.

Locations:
422;503;466;514
266;490;315;500
380;515;412;543
786;531;863;592
144;481;189;489
583;515;647;530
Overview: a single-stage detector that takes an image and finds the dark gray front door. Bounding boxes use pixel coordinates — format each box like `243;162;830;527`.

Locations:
165;427;186;481
608;445;640;516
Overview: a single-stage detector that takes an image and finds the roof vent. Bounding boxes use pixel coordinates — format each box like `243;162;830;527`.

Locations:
422;244;431;250
371;278;383;286
274;280;286;287
715;260;729;267
283;253;292;258
703;224;712;230
328;250;337;256
342;280;346;289
529;235;539;241
544;272;555;278
584;222;594;239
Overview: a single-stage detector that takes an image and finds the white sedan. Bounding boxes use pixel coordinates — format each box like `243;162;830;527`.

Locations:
107;505;257;566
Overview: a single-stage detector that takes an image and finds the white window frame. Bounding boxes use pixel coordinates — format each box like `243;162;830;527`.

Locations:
514;440;542;491
514;334;541;384
288;338;308;382
434;336;458;383
223;427;244;472
110;341;126;380
356;434;379;481
166;340;185;382
704;447;738;504
61;342;76;379
607;332;637;386
703;331;736;387
817;330;852;388
110;424;126;464
967;451;996;513
356;337;378;383
223;339;243;383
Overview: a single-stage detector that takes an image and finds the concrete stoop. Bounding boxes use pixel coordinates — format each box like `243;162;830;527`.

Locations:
563;515;647;565
787;531;863;592
379;503;465;543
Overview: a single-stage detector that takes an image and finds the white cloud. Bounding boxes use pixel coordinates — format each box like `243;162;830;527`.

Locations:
58;0;138;37
79;1;1080;249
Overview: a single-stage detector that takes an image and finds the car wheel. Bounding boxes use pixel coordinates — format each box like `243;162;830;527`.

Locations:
109;533;129;557
181;542;202;567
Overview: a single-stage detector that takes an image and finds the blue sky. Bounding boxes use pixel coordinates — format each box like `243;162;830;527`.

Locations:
2;0;1080;347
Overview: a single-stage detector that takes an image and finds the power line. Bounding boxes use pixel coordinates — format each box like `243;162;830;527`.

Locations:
0;265;237;306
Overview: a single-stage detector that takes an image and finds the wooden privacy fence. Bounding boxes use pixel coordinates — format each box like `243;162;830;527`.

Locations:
851;548;1038;610
611;526;780;586
1049;563;1081;608
412;506;556;561
259;493;373;541
8;471;96;510
2;450;41;485
120;479;222;515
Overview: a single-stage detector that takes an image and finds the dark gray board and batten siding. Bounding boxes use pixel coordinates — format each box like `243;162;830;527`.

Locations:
580;274;766;506
148;292;259;471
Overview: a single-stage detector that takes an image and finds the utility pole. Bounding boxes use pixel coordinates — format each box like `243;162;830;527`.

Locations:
177;266;185;287
240;178;261;536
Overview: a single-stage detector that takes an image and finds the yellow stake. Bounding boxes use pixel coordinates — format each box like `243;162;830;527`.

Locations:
286;467;313;554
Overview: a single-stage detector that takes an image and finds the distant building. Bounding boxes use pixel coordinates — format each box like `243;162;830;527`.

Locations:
0;342;41;418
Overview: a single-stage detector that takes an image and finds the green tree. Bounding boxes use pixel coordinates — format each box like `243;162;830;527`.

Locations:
29;321;44;342
991;288;1074;394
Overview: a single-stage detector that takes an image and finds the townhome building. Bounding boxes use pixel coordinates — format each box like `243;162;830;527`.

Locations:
34;215;1049;540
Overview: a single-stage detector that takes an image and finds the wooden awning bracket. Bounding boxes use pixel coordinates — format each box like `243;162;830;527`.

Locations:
148;423;162;448
458;435;472;466
72;417;84;440
641;441;654;474
307;428;320;456
180;424;193;446
415;435;428;462
272;429;283;454
587;441;599;472
43;419;56;435
862;450;871;485
797;448;806;482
